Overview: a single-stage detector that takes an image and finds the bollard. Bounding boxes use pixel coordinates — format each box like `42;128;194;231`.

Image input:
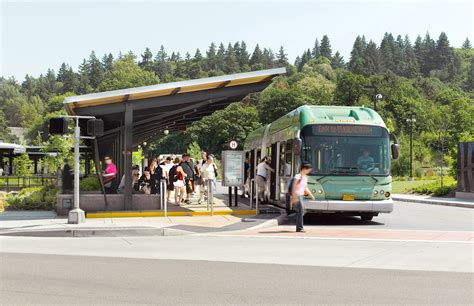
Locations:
210;180;214;216
249;178;254;209
206;179;210;211
161;179;167;217
255;179;259;215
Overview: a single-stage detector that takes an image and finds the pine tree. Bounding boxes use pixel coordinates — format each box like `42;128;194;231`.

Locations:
331;51;345;69
276;46;288;66
364;40;380;76
250;44;263;66
77;59;91;94
380;33;396;72
139;47;154;72
224;43;239;73
45;69;56;94
174;52;185;78
418;32;437;76
154;45;173;81
238;41;250;67
348;36;367;75
206;42;217;71
462;37;472;49
194;48;203;62
262;48;275;68
311;39;320;59
435;32;457;80
216;43;226;71
88;51;105;89
320;35;332;59
102;53;114;71
402;35;419;77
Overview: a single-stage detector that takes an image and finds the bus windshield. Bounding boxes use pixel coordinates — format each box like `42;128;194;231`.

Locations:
301;124;390;176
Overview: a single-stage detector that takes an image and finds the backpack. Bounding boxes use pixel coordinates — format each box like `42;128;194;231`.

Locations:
169;165;178;182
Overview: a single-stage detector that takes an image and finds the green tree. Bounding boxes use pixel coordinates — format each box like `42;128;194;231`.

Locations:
348;36;367;75
14;153;33;176
99;56;159;91
320;35;332;59
333;71;368;105
311;39;320;59
139;47;154;72
331;51;345;69
154;45;173;82
462;38;472;49
276;46;288;66
88;51;105;89
187;103;261;155
187;141;202;161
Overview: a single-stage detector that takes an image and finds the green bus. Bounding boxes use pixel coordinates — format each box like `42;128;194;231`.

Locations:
244;105;399;221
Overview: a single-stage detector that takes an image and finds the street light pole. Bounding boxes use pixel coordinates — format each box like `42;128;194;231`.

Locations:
406;116;416;181
68;119;85;224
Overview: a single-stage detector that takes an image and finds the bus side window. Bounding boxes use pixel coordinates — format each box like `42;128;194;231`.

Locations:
285;141;293;176
279;142;286;177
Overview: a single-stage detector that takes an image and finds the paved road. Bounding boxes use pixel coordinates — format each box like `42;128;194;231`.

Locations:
1;201;472;305
300;201;473;231
1;253;472;305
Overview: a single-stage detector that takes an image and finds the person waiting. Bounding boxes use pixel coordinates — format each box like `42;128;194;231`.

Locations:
199;155;218;204
256;156;274;203
137;167;157;194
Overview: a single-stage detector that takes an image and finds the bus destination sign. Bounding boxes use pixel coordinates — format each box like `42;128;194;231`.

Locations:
313;124;382;137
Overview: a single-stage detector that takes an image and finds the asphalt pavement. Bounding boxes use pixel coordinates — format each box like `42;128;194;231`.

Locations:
1;253;472;305
1;200;472;305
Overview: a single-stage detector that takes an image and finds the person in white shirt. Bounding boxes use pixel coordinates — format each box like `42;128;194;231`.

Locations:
194;151;207;195
199;155;218;204
255;156;274;203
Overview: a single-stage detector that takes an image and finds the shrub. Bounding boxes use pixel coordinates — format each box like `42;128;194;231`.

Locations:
6;184;59;210
80;177;100;191
410;177;457;196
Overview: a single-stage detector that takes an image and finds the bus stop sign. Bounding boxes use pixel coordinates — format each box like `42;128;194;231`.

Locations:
229;140;238;150
222;150;244;187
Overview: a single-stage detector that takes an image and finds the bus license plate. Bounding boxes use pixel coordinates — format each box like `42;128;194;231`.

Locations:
343;194;355;201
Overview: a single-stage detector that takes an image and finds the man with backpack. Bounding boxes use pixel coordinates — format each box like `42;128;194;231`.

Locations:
180;153;195;204
290;162;315;232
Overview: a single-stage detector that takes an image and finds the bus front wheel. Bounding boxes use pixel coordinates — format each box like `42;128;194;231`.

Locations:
360;214;374;221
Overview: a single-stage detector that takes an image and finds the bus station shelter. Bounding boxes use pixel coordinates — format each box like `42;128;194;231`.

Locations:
63;68;285;212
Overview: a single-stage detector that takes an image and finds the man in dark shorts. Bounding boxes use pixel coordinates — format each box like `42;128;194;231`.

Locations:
180;153;195;204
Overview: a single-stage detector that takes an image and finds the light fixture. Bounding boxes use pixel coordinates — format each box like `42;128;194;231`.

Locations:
164;129;169;135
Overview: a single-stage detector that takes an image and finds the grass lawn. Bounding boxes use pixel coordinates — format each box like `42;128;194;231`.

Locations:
392;180;437;194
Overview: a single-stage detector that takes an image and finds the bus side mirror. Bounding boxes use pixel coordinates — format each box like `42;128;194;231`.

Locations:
391;144;399;160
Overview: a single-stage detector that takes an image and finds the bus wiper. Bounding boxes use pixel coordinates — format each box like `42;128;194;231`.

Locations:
358;167;379;183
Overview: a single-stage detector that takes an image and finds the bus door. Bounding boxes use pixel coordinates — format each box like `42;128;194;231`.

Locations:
270;142;278;202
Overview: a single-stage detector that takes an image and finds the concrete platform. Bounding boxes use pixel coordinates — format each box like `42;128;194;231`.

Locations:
392;193;474;208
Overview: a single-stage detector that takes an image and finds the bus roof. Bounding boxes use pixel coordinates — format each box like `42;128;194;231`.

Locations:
297;105;386;128
244;105;388;150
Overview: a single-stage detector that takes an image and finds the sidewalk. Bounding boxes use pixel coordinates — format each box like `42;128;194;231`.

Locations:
0;210;283;237
392;193;474;209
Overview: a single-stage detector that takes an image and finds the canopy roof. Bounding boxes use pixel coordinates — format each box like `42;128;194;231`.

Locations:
63;68;285;148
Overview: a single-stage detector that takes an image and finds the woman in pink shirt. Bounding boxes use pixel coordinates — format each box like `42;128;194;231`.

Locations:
291;162;315;232
103;156;117;193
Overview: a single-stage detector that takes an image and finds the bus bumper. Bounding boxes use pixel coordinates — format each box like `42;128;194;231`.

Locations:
305;198;393;213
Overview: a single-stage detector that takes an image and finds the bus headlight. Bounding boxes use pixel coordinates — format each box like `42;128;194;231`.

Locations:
385;191;391;198
373;190;378;195
380;190;384;195
317;189;323;194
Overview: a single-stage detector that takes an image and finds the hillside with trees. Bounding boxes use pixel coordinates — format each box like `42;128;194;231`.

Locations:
0;32;472;178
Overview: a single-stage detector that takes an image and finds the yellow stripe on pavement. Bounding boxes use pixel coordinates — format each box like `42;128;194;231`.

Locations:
86;210;257;218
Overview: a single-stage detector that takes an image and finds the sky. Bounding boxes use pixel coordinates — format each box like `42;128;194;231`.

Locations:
1;0;472;81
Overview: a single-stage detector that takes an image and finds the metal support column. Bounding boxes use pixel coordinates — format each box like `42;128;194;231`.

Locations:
124;101;133;210
68;120;85;224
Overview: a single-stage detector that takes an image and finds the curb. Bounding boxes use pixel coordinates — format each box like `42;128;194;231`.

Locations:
0;227;192;238
235;210;288;232
86;209;257;218
392;196;474;209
